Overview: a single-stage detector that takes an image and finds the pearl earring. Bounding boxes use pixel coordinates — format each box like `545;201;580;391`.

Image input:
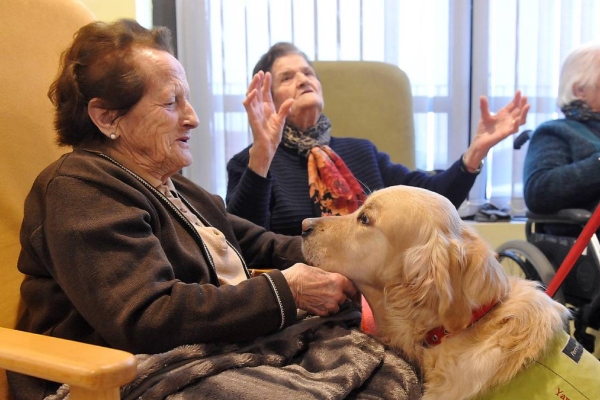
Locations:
110;133;116;140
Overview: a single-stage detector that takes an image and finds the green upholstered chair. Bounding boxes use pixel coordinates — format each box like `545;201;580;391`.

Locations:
312;61;415;169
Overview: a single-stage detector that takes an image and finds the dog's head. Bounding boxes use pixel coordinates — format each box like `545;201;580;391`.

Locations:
302;186;510;335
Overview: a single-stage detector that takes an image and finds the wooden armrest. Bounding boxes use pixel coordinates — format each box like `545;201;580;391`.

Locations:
0;327;136;400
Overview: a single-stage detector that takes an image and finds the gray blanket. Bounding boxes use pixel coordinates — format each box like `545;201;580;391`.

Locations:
47;308;422;399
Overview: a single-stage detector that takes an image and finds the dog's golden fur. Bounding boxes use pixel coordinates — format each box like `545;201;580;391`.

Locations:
301;186;571;400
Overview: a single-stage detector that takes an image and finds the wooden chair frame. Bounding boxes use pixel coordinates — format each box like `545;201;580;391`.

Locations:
0;1;137;398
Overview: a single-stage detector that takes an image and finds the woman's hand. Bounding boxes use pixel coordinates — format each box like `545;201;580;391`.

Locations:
282;263;359;316
244;71;294;177
462;90;530;172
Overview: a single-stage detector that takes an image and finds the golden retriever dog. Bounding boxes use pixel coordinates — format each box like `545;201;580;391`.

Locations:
301;186;578;400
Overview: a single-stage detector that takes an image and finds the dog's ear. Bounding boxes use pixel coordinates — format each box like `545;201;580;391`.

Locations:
439;234;477;332
441;226;509;332
402;228;473;332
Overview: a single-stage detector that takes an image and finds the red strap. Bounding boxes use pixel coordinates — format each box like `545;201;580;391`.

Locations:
545;206;600;298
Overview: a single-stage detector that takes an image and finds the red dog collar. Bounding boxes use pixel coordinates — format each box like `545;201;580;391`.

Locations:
424;301;498;347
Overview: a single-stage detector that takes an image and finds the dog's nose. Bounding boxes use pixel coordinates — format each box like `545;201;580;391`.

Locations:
301;218;316;237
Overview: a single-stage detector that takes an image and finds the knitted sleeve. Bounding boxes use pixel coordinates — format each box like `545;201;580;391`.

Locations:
226;148;274;229
379;154;476;208
331;137;477;209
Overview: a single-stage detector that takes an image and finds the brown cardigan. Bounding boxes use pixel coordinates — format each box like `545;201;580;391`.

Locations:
10;149;302;399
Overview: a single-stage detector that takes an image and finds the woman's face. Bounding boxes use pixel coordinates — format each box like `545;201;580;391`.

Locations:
576;57;600;112
271;53;323;124
579;80;600;112
113;48;199;182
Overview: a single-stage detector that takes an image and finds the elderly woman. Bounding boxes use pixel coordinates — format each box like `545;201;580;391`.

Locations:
524;43;600;216
9;20;366;399
226;42;530;236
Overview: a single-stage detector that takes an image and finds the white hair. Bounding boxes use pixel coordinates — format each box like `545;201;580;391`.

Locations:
557;42;600;109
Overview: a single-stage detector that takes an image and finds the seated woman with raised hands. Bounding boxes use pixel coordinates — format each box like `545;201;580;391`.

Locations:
226;42;530;236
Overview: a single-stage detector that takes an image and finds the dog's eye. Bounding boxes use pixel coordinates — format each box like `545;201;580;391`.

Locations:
358;212;370;225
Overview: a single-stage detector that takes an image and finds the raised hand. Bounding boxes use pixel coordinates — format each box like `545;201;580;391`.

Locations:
244;71;294;177
463;90;530;172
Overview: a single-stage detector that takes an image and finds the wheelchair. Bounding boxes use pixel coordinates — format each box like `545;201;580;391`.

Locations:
496;208;600;354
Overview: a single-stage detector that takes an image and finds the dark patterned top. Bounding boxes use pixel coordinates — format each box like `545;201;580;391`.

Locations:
226;136;477;236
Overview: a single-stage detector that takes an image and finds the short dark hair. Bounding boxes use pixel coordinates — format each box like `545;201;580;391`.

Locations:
252;42;312;76
48;18;174;147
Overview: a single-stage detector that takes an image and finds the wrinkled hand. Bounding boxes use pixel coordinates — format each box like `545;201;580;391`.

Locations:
282;263;359;317
463;90;530;171
244;71;294;177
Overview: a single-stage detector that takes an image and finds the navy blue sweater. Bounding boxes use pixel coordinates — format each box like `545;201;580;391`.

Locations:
524;119;600;214
226;137;477;236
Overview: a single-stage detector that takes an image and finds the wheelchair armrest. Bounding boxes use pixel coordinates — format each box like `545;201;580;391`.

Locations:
526;209;591;225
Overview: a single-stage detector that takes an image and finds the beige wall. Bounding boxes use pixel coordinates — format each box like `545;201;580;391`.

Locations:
467;221;526;251
79;0;136;22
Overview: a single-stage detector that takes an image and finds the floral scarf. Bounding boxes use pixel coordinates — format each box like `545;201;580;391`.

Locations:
561;100;600;122
281;114;367;216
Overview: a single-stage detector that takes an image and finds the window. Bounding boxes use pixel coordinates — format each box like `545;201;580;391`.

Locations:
473;0;600;214
175;0;599;216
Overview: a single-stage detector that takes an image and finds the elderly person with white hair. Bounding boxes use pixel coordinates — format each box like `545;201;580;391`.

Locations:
524;42;600;217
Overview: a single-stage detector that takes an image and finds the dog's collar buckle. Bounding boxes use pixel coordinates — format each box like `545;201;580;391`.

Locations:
424;327;450;347
424;301;498;347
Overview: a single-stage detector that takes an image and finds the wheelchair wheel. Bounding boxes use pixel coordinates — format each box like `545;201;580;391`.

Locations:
496;240;565;304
